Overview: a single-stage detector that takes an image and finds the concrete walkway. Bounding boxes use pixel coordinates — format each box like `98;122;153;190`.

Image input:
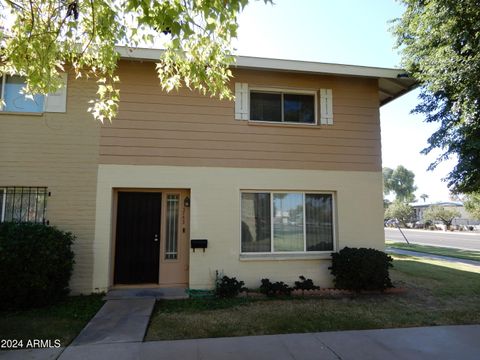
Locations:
71;298;155;346
2;325;480;359
386;247;480;267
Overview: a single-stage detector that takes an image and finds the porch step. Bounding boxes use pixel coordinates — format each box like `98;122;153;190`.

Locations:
104;287;188;300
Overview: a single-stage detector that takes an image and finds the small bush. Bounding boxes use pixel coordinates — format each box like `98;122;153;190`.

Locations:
0;222;75;310
260;278;292;297
294;275;320;294
215;275;247;298
329;247;393;292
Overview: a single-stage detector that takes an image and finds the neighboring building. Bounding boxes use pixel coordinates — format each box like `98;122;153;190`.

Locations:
0;48;416;293
412;202;480;228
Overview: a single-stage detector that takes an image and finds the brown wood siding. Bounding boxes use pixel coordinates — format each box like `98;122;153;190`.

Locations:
0;75;100;293
100;61;381;171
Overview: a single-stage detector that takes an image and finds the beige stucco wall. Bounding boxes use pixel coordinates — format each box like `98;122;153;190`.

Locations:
93;164;384;292
0;76;99;294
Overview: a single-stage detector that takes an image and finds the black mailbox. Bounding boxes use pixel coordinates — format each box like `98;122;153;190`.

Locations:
191;239;208;252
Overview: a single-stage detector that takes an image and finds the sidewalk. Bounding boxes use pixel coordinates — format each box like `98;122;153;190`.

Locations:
386;247;480;267
2;325;479;359
386;227;480;236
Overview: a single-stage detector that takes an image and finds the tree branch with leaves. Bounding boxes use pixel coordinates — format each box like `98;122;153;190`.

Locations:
0;0;270;122
464;193;480;220
392;0;480;194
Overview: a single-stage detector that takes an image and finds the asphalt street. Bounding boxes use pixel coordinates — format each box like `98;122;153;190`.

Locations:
385;228;480;251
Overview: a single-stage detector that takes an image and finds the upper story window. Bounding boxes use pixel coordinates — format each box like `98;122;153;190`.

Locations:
250;91;316;124
0;76;45;113
0;187;48;223
0;73;68;114
235;83;333;125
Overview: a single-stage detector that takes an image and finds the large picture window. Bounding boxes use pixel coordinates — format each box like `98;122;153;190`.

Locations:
250;90;316;124
241;192;334;253
0;187;47;223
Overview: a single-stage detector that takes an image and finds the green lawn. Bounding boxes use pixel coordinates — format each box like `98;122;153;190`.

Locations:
146;256;480;341
0;294;104;347
387;241;480;262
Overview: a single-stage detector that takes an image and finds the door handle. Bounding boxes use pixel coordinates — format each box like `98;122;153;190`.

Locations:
154;234;159;242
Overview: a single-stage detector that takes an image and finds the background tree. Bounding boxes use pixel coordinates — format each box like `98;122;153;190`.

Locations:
464;193;480;220
392;1;480;194
383;165;417;202
0;0;269;122
448;192;465;202
383;198;392;210
382;167;394;197
420;194;429;203
423;205;461;230
384;201;415;228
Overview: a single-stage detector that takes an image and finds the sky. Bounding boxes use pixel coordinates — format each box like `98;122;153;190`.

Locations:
234;0;455;202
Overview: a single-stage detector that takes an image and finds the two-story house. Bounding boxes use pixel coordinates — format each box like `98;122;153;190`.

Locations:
0;48;416;294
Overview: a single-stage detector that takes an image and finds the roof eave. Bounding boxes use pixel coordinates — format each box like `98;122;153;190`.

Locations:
116;46;407;78
115;46;418;104
380;81;419;107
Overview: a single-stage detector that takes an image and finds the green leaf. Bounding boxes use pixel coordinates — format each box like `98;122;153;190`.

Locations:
0;0;269;122
392;0;480;193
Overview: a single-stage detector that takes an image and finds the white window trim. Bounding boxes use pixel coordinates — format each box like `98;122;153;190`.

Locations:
239;252;333;261
248;87;319;125
239;190;337;256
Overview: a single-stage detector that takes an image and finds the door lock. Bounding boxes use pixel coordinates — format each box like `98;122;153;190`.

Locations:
154;234;159;242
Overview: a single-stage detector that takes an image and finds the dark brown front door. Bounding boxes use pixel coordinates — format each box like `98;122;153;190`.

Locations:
114;192;161;284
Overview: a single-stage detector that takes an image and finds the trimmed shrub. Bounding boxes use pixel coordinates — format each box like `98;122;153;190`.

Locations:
215;275;247;298
294;275;320;294
0;222;75;310
329;247;393;292
260;278;292;297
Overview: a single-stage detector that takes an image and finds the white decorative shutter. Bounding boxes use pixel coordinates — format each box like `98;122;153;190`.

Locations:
320;88;333;125
45;73;68;112
234;82;249;120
